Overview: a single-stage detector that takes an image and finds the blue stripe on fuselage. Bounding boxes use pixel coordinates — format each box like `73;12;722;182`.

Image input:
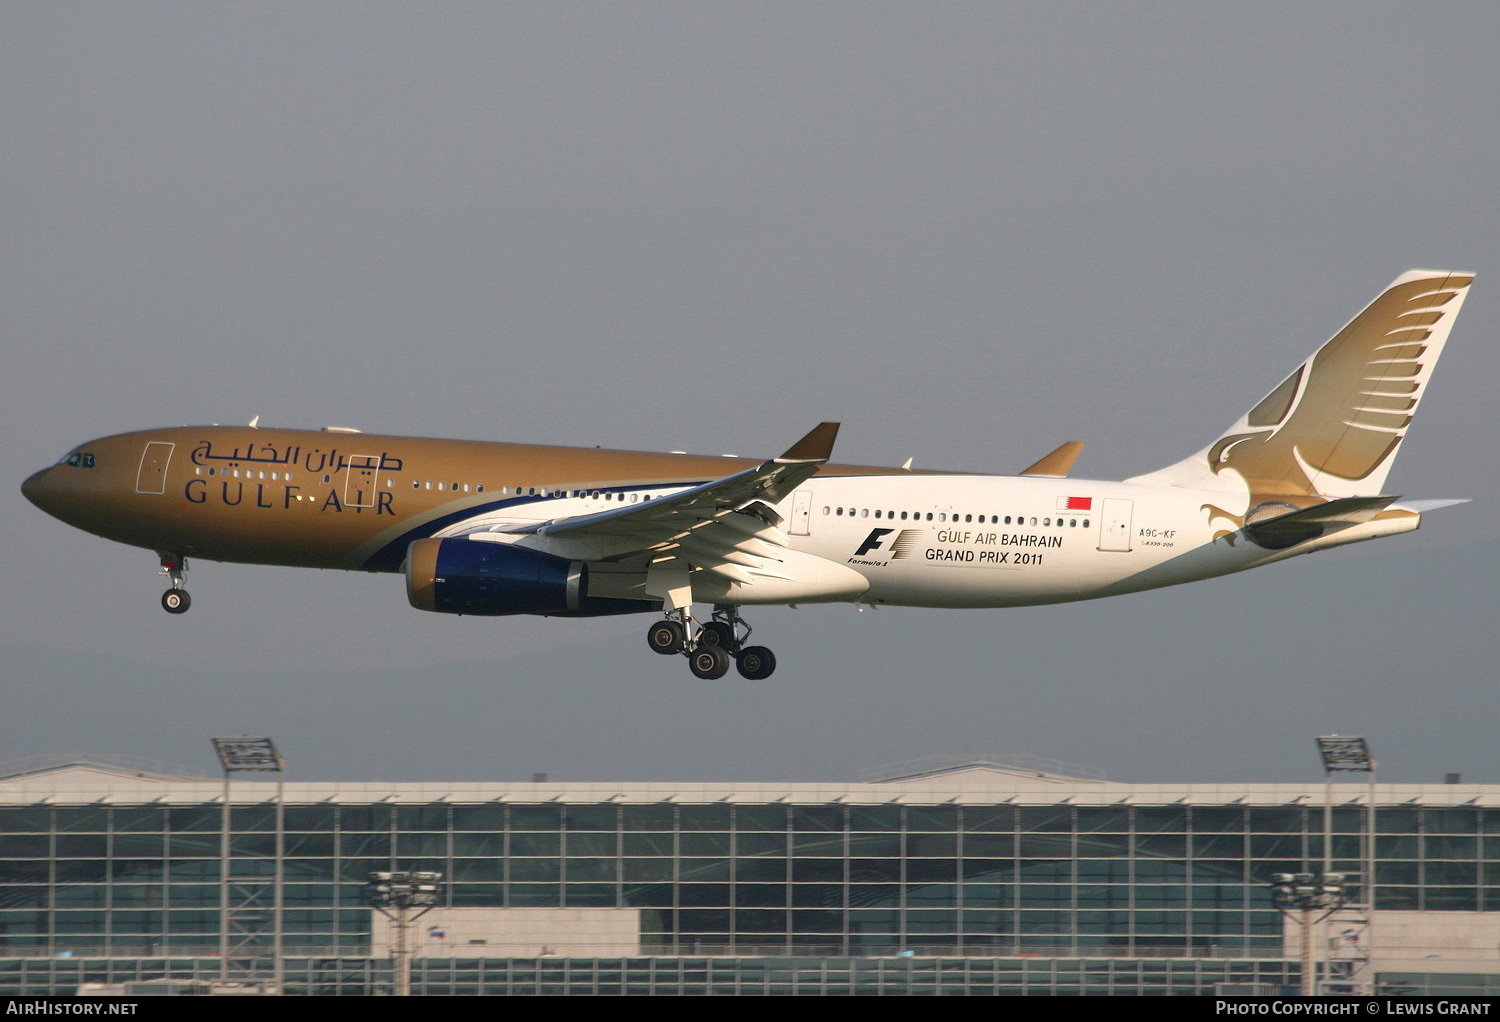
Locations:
359;483;707;572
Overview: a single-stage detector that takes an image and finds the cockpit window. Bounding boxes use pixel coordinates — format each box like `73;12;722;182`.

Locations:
59;452;96;468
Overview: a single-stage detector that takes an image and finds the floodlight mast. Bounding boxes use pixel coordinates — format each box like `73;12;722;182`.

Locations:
211;737;285;993
1271;872;1347;996
1315;735;1376;995
368;871;444;997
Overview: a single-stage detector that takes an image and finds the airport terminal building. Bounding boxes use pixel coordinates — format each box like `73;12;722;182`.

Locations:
2;755;1498;996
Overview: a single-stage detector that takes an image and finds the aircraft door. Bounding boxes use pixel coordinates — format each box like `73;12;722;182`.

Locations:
1098;498;1133;552
342;454;380;508
790;489;813;535
135;442;174;495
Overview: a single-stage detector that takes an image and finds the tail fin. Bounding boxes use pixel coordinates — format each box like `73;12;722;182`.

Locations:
1128;270;1473;503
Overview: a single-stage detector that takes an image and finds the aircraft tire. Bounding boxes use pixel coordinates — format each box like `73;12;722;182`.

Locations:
700;621;735;650
736;646;776;680
688;645;731;680
162;590;191;615
647;620;686;655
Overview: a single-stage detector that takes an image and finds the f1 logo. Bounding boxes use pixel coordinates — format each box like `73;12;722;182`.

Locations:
855;528;894;556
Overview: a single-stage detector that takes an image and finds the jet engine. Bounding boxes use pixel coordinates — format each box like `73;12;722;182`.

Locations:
406;537;652;617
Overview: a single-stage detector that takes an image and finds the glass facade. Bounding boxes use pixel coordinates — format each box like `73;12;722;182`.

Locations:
0;954;1303;997
2;767;1499;995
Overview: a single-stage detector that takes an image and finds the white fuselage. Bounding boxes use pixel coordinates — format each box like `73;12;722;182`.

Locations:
498;473;1419;610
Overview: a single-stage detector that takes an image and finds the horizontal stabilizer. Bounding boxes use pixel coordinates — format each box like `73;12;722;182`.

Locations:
1243;495;1397;549
1397;498;1469;513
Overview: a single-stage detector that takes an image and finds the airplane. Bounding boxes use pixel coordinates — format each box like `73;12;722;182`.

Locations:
21;270;1472;681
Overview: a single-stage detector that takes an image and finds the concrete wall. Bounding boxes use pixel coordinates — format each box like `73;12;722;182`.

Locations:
1286;910;1500;966
371;907;641;958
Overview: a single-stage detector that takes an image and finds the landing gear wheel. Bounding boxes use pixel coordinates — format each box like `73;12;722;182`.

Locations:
736;645;776;680
647;620;687;655
688;644;731;680
161;589;191;615
700;621;736;650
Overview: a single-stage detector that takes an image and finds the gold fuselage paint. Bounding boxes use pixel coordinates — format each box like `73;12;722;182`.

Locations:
22;426;904;573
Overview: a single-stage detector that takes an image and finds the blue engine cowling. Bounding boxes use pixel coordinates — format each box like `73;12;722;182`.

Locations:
405;537;653;617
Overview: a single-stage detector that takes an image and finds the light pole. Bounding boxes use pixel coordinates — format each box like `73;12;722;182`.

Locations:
1270;872;1347;995
368;871;443;996
1315;735;1376;993
211;737;285;993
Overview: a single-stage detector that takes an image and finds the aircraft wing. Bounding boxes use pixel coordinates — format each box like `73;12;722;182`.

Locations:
528;421;838;543
447;420;862;610
443;423;841;595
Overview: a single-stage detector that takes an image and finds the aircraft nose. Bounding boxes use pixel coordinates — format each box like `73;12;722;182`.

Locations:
21;467;58;513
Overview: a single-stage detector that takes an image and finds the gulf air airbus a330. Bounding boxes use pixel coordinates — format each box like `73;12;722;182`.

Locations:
22;270;1472;680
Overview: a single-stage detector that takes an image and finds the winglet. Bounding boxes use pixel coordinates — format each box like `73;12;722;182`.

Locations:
777;422;840;464
1020;441;1084;478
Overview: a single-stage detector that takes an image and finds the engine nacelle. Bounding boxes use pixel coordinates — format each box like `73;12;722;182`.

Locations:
406;538;657;617
406;537;587;616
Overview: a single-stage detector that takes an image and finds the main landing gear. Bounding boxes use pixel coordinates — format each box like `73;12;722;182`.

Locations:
646;604;777;681
158;552;191;614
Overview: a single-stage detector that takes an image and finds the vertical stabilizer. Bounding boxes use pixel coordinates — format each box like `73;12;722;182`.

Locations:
1127;270;1473;509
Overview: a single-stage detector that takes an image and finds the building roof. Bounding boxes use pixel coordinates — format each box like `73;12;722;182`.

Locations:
0;757;1493;807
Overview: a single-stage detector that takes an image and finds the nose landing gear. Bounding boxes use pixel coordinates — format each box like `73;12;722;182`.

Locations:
646;605;778;680
158;552;191;614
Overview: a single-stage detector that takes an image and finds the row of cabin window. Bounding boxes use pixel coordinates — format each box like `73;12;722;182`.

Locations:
411;480;486;493
824;507;1090;528
195;467;292;481
192;468;670;506
402;484;665;502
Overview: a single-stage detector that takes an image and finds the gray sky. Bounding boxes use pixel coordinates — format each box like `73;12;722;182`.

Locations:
4;3;1498;785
